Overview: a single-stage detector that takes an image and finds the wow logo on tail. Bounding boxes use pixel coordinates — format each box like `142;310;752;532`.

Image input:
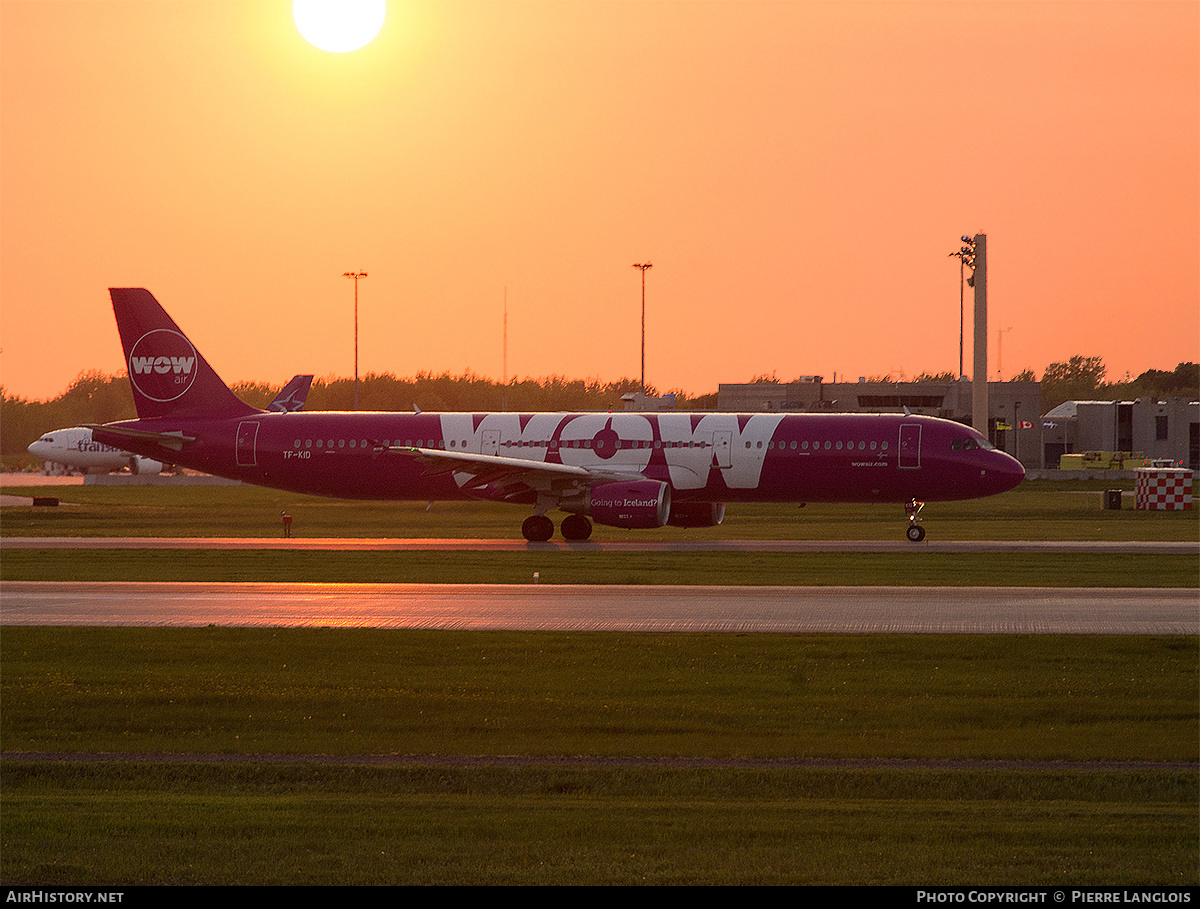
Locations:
127;329;198;402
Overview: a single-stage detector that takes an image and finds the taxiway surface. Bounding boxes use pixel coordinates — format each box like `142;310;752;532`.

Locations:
3;536;1195;553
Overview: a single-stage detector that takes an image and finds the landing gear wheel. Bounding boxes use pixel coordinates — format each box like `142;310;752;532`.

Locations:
522;514;554;542
903;499;926;543
560;513;593;542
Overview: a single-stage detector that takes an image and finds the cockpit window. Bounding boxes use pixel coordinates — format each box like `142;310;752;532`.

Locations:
951;437;996;451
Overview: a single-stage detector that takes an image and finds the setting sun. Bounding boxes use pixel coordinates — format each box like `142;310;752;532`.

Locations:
293;0;385;53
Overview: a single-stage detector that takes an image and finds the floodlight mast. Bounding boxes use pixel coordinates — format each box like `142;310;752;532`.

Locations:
949;236;977;379
950;235;987;433
632;262;653;395
970;235;987;434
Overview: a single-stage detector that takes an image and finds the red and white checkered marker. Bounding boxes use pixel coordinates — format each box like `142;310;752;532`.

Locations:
1135;468;1193;510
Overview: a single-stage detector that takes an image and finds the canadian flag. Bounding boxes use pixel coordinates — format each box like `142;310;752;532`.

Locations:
1019;420;1034;429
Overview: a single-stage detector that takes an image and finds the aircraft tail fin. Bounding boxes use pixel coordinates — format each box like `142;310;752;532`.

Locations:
267;374;314;412
110;288;259;420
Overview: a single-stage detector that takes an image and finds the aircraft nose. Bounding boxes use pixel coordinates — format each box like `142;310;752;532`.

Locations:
986;451;1025;493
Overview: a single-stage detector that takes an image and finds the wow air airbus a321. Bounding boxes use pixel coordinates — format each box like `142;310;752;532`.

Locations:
89;289;1024;542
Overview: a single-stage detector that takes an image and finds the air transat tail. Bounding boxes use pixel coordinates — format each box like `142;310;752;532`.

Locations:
267;374;314;412
110;288;258;420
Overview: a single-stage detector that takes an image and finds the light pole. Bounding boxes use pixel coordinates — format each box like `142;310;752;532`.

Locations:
632;262;652;395
343;271;367;410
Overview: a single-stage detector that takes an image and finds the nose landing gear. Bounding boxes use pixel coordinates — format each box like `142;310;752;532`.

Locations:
904;499;926;542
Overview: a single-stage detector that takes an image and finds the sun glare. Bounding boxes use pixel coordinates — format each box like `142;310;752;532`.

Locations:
293;0;386;53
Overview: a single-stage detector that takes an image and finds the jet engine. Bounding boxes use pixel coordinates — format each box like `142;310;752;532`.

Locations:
583;479;671;529
130;456;164;476
667;502;726;528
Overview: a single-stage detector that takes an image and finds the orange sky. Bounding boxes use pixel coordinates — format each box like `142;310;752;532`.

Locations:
2;1;1197;403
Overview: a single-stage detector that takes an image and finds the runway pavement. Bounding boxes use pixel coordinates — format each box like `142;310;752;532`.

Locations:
2;581;1195;633
4;533;1195;633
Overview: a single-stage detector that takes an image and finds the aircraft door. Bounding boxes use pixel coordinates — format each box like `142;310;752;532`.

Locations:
898;423;921;469
481;430;500;456
236;421;260;467
713;430;733;469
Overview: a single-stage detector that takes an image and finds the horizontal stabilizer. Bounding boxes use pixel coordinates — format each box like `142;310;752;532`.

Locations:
85;424;196;452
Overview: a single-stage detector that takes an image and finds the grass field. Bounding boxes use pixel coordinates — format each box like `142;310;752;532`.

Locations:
2;548;1196;587
2;478;1198;542
5;629;1195;761
1;479;1197;885
3;762;1194;885
2;629;1197;886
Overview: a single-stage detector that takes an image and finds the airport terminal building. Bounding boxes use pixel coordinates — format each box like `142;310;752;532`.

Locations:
1041;397;1199;471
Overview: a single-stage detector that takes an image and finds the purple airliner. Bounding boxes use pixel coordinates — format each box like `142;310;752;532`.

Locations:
90;289;1024;542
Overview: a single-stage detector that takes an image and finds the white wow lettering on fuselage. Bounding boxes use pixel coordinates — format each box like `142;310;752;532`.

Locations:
437;412;786;490
655;413;784;489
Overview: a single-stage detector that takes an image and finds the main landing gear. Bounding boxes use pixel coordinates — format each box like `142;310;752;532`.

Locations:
521;513;593;542
521;514;553;542
904;499;926;542
560;514;593;541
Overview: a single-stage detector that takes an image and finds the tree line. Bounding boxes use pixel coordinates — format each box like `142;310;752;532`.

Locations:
1037;358;1197;411
3;360;1194;466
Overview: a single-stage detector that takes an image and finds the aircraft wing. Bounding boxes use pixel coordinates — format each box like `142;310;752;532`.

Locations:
386;446;643;498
